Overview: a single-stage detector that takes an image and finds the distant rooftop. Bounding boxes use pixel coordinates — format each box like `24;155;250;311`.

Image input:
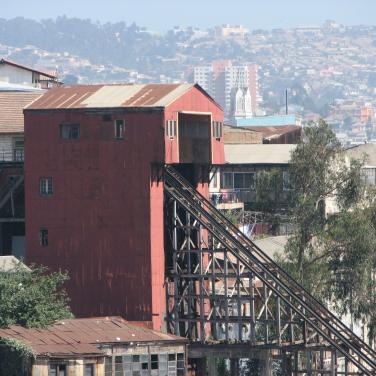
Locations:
0;81;45;92
0;58;57;79
0;316;187;357
235;114;300;127
345;143;376;166
0;91;43;133
0;256;30;272
225;144;296;164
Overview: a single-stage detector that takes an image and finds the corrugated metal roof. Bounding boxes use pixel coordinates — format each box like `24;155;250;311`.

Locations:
26;83;197;110
0;92;43;133
224;144;296;164
0;317;186;357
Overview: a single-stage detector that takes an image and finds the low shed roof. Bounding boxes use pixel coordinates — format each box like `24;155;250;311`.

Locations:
0;317;186;357
0;91;42;133
224;144;296;165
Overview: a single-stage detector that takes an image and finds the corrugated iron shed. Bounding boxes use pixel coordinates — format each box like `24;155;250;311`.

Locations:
26;83;219;110
0;317;187;357
0;92;42;133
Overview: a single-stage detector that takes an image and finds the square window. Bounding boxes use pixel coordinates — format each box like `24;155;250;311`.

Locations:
115;119;125;140
60;124;80;140
39;177;53;196
40;229;48;247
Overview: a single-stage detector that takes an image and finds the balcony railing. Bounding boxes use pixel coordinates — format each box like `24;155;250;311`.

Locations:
210;190;242;205
0;148;24;162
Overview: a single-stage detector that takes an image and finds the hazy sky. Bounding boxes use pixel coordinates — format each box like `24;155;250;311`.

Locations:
3;0;376;31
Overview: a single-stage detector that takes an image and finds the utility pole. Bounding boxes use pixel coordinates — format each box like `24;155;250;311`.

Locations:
285;89;288;115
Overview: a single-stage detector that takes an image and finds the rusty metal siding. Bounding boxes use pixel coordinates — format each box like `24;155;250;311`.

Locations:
25;109;165;324
24;85;223;330
164;86;225;165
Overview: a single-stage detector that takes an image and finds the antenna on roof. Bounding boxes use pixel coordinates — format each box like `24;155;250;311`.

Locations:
285;89;288;115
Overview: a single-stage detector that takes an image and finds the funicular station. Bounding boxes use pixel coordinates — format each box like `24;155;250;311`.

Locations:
20;84;376;375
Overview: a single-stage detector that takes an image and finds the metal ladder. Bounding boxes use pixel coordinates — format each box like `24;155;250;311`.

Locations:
164;165;376;375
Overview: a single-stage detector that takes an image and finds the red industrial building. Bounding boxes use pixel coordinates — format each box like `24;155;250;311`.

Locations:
24;83;224;331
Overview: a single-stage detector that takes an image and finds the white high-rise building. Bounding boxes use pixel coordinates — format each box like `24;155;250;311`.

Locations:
193;61;260;121
193;66;214;97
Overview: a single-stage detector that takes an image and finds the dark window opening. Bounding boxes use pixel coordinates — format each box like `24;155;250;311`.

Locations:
151;354;159;370
49;364;66;376
115;119;125;140
102;114;112;122
39;177;53;196
60;124;80;140
85;364;94;376
40;229;48;247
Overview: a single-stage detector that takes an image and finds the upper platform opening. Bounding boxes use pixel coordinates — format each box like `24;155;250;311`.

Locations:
178;113;211;164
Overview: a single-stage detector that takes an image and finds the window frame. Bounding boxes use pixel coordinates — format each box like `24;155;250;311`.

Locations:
114;119;125;140
166;120;177;139
84;363;95;376
39;177;53;196
212;121;223;139
60;123;80;140
40;228;48;247
48;363;67;376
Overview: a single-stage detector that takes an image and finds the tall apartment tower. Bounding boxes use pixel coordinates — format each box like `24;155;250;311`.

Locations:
193;61;259;121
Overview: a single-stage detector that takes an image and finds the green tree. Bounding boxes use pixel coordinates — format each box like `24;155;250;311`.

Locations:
0;265;73;328
280;120;376;338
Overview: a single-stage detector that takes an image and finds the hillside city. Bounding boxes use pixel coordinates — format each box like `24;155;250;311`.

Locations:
1;18;376;145
1;11;376;376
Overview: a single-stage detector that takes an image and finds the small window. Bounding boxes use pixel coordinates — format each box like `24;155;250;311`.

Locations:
85;364;95;376
212;121;223;139
39;177;53;196
102;114;112;122
115;119;125;140
40;229;48;247
60;124;80;140
166;120;177;138
104;357;112;376
151;354;159;370
221;172;234;189
49;364;66;376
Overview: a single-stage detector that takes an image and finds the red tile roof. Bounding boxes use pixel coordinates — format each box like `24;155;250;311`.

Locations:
0;92;43;133
0;317;186;357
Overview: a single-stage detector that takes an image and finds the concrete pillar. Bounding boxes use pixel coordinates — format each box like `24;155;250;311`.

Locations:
208;354;217;376
230;358;239;376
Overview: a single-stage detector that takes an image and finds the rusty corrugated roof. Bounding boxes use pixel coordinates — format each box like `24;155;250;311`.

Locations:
26;83;199;110
0;317;186;357
0;92;43;133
